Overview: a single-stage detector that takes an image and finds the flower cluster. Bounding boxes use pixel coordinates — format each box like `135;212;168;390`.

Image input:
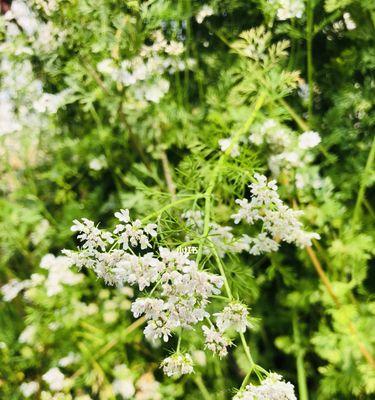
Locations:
268;0;304;21
1;254;82;301
3;0;65;53
97;31;193;105
215;302;249;333
249;119;321;180
161;353;194;377
233;373;297;400
195;5;214;24
130;247;223;342
64;209;225;374
232;173;320;251
182;210;249;257
202;326;232;358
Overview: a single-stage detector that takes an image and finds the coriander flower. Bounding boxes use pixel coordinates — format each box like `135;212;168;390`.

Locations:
42;367;66;391
219;138;240;158
298;131;321;149
269;0;304;21
202;325;231;358
161;353;194;377
215;302;249;333
234;372;297;400
20;381;39;397
196;5;214;24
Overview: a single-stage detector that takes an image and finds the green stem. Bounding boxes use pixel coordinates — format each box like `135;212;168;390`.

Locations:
240;332;255;368
141;194;204;223
352;136;375;224
306;0;314;123
293;314;308;400
195;93;266;265
194;375;212;400
177;332;182;352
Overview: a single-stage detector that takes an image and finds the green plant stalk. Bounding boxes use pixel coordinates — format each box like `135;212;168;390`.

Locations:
293;314;309;400
352;136;375;224
195;93;266;266
194;375;213;400
142;194;205;222
306;0;314;122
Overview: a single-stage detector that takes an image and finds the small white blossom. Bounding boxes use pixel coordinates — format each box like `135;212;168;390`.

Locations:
215;302;249;333
20;381;39;397
1;279;27;301
135;372;161;400
58;352;80;367
219;138;240;158
298;131;321;149
161;353;194;377
19;325;37;344
196;5;214;24
42;368;66;391
343;13;356;30
248;233;280;255
113;379;135;399
202;325;231;358
269;0;304;21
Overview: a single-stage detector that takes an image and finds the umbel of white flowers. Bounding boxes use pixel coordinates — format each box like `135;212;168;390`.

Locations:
63;210;224;348
233;373;297;400
232;173;320;251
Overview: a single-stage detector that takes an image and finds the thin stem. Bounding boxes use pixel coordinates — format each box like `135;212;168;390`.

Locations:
160;150;176;200
352;136;375;224
293;313;309;400
240;332;255;368
177;332;182;352
306;0;314;122
279;99;309;131
240;370;252;390
211;245;233;300
193;375;213;400
141;194;204;223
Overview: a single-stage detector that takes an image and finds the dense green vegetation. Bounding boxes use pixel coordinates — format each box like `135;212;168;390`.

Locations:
0;0;374;399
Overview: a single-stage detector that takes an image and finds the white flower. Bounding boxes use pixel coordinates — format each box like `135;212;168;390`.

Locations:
1;279;27;301
42;367;66;391
33;92;66;114
7;0;39;36
343;13;356;30
97;58;117;75
144;79;170;103
58;352;80;367
196;5;214;24
20;381;39;397
215;302;249;333
113;378;135;399
40;254;83;296
19;325;37;344
115;209;131;223
89;156;107;171
233;372;297;400
298;131;321;149
165;41;184;56
248;233;280;255
202;325;231;358
161;353;194;377
270;0;304;21
219;138;240;158
135;372;161;400
233;174;320;249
